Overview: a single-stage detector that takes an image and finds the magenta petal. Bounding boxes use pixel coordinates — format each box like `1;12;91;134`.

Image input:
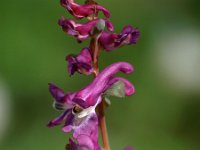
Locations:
62;110;98;134
60;0;110;19
47;110;70;127
73;113;98;139
68;135;100;150
73;113;100;150
105;20;114;32
95;4;110;18
72;98;90;108
62;112;101;150
58;17;113;42
68;138;78;150
62;110;74;133
120;26;140;44
66;48;93;75
49;83;76;105
99;26;140;51
49;83;65;102
76;135;95;150
74;62;133;108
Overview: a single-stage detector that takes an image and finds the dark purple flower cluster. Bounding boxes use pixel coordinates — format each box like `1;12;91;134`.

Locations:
48;0;140;150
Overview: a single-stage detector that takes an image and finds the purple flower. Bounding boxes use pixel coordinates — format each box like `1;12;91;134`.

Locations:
47;84;75;127
47;62;134;148
47;61;134;121
47;84;100;147
73;62;135;108
48;84;101;149
99;26;140;51
58;17;114;42
60;0;110;19
66;48;93;76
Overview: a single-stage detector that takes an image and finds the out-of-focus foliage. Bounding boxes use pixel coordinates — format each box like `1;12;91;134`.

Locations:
0;0;200;150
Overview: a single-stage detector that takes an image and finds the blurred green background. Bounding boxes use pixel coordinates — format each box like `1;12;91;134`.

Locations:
0;0;200;150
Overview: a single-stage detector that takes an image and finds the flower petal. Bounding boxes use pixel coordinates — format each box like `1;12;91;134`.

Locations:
60;0;110;19
49;83;65;102
74;113;98;136
62;110;100;149
49;83;76;108
73;62;134;108
68;135;100;150
47;110;70;127
99;26;140;51
66;138;77;150
76;135;95;150
62;110;74;132
73;113;100;150
66;48;93;75
58;17;113;42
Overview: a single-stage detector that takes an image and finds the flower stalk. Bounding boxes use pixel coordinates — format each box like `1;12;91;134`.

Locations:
90;29;110;150
98;100;110;150
90;36;100;76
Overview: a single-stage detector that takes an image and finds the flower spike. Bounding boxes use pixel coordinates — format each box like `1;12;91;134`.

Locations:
48;0;140;149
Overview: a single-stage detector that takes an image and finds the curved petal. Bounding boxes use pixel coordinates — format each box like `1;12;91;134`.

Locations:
118;26;140;45
60;0;110;19
49;83;65;102
58;17;113;42
74;62;134;108
62;110;74;133
99;26;140;51
48;83;76;107
66;48;93;75
47;109;70;127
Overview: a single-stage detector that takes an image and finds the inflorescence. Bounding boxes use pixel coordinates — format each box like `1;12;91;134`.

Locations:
47;0;140;150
